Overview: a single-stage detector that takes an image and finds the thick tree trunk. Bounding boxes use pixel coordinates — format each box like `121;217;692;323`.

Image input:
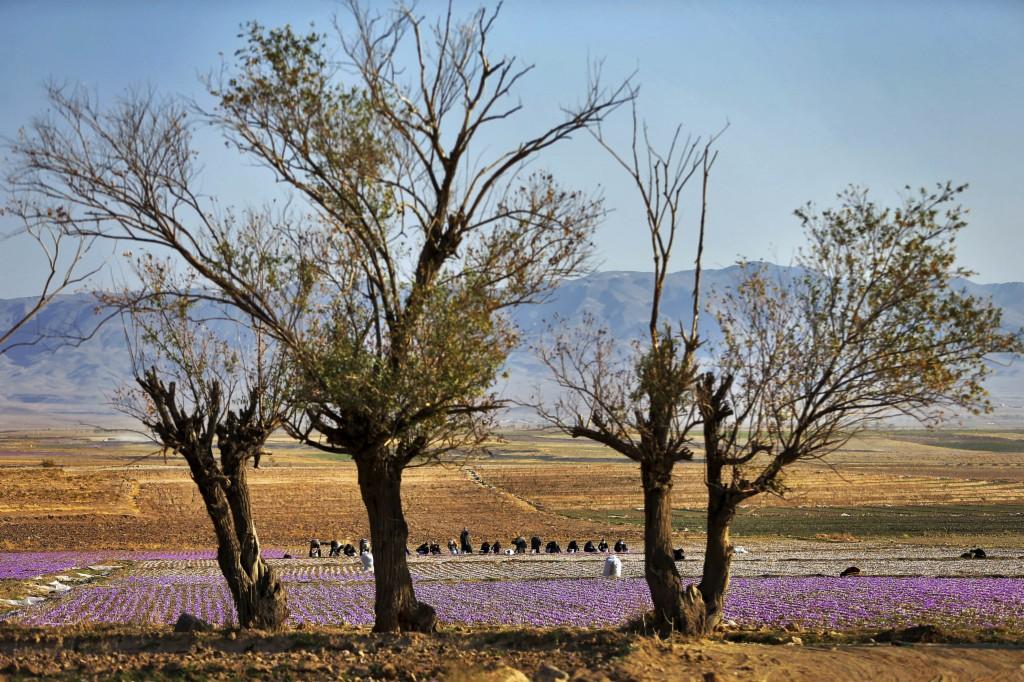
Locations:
641;460;706;637
698;488;736;632
187;444;288;630
230;552;288;629
357;455;437;633
139;374;287;630
223;454;288;629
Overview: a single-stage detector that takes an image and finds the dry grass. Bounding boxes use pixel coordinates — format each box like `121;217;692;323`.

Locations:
0;429;1022;551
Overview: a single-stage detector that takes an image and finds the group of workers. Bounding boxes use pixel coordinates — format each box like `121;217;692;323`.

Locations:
308;537;371;559
414;530;636;556
308;529;686;565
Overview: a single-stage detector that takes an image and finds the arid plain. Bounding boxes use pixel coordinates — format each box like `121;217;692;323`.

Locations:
2;429;1024;680
1;428;1022;552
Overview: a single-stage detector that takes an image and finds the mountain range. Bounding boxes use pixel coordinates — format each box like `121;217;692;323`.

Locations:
1;265;1022;428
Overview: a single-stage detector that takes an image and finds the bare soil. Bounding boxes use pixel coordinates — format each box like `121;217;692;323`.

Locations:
0;626;1022;681
1;430;1022;552
2;429;1023;680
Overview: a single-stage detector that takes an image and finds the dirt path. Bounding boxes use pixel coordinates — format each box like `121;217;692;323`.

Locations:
623;638;1024;681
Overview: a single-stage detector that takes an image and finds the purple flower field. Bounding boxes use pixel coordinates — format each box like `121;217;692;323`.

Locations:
0;551;287;580
5;572;1023;631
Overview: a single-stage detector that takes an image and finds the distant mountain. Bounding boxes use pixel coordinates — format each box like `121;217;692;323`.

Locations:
1;266;1022;428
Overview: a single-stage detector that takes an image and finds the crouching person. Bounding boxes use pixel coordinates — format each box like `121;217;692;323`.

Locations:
603;555;623;578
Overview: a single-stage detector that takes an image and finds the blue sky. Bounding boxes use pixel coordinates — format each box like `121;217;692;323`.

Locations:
1;0;1022;297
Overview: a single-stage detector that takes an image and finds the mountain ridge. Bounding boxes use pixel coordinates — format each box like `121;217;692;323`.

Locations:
1;265;1021;428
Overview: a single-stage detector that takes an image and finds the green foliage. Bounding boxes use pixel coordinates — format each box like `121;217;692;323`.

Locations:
207;10;609;466
214;22;392;226
714;183;1024;492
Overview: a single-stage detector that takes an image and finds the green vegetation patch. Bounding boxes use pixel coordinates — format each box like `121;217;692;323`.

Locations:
556;504;1024;539
885;431;1024;453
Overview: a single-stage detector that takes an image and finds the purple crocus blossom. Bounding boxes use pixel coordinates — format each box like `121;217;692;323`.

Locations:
6;571;1023;631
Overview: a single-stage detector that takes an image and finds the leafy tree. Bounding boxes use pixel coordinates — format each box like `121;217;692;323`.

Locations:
694;183;1023;631
7;2;629;633
542;167;1020;636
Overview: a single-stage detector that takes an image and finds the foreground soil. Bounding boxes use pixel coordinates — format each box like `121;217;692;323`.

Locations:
0;626;1023;682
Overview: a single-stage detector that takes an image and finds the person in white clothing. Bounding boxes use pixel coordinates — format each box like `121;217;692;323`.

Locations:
603;555;622;578
360;551;374;573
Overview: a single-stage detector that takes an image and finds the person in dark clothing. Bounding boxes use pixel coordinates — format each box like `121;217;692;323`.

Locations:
673;548;685;561
329;540;342;557
343;543;356;557
448;539;459;554
567;540;579;553
598;538;609;552
583;540;597;553
545;540;561;553
429;542;442;555
531;536;542;553
492;541;501;554
614;539;628;553
480;541;491;554
460;528;473;554
309;538;321;558
359;538;371;554
415;542;430;555
513;536;528;554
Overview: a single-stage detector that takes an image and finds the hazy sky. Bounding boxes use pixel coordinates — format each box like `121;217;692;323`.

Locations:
1;0;1022;298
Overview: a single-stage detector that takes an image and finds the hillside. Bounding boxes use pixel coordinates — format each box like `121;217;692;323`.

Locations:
1;266;1021;427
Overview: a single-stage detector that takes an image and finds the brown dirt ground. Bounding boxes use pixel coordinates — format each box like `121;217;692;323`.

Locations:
2;430;1024;680
0;626;1022;682
1;429;1024;551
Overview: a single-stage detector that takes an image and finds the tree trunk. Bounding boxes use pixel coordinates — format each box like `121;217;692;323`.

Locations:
187;444;288;630
230;552;288;629
223;451;288;629
698;487;736;632
641;460;706;637
357;454;437;633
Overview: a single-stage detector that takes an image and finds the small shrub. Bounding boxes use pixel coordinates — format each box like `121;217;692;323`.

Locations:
40;459;59;468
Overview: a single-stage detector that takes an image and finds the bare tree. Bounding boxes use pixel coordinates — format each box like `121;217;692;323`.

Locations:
118;270;293;629
7;2;630;633
537;107;720;636
692;183;1023;631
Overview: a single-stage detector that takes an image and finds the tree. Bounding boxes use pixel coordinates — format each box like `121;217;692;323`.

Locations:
209;3;630;633
114;241;299;630
6;2;630;633
537;108;719;636
693;183;1023;631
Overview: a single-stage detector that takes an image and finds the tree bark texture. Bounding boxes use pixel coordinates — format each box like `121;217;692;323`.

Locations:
185;442;289;630
641;460;706;637
139;372;288;630
357;454;438;633
698;486;736;632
